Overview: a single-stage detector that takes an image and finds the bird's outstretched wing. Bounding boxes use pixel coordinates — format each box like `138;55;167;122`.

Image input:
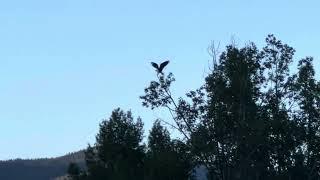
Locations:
151;62;159;70
158;61;170;72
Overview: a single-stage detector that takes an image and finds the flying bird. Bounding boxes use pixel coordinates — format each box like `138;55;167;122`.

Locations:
151;61;170;74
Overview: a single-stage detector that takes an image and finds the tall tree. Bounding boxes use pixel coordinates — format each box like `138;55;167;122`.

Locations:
261;35;298;178
293;57;320;179
84;108;145;180
144;120;192;180
203;43;271;179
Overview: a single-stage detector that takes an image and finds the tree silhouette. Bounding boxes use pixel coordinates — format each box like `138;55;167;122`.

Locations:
141;35;320;179
144;120;192;180
69;35;320;180
81;108;145;180
67;163;82;180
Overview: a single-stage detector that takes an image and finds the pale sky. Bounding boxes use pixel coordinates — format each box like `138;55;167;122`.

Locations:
0;0;319;160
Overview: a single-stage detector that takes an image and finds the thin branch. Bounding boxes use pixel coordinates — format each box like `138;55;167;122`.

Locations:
208;41;220;71
165;85;194;136
158;118;180;132
165;104;189;140
157;74;194;137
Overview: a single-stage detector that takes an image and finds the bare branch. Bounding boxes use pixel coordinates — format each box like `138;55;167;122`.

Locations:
207;40;220;70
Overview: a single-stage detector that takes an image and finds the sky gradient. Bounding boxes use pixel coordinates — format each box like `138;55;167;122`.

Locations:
0;0;319;160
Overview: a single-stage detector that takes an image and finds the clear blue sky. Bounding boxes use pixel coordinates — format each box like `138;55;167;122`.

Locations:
0;0;319;160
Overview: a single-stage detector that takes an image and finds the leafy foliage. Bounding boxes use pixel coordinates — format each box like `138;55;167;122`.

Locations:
69;35;320;180
83;108;145;180
140;35;320;179
144;120;192;180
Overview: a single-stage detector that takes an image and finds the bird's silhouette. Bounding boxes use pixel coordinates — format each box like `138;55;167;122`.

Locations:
151;61;170;74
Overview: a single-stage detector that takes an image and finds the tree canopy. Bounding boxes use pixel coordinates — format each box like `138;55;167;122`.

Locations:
69;35;320;180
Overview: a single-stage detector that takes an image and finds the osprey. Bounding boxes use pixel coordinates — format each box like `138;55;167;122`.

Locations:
151;61;170;74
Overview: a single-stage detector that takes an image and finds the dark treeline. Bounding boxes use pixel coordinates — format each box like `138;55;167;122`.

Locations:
68;35;320;180
0;151;85;180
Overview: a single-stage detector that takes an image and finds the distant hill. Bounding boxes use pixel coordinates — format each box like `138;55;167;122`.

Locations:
0;151;85;180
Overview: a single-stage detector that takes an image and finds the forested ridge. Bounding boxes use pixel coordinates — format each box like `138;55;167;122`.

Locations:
0;151;85;180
